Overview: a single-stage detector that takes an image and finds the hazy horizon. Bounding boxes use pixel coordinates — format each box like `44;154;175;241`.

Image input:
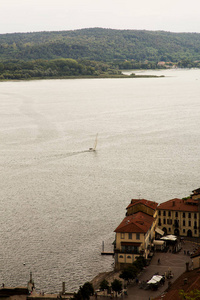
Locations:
0;26;200;36
1;0;200;35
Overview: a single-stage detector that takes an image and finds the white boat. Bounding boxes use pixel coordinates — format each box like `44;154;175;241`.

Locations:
89;134;98;151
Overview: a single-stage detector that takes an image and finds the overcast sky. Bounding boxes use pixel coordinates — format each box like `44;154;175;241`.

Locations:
0;0;200;34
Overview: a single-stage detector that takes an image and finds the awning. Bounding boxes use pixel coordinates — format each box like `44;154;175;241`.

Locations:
153;240;165;246
161;235;177;241
147;275;163;285
121;242;141;246
155;227;164;236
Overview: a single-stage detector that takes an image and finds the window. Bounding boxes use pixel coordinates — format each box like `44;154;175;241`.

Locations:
128;233;132;239
175;212;178;218
167;219;172;225
158;210;161;216
127;256;131;259
183;220;185;226
168;227;171;232
183;229;185;233
194;221;197;229
121;233;125;239
188;220;191;227
163;211;166;216
158;218;161;226
188;213;191;218
136;233;140;240
194;213;197;219
195;230;197;234
119;255;123;258
183;212;185;218
163;219;166;224
168;211;171;217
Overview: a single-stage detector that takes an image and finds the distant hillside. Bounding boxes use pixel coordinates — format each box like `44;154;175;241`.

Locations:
0;28;200;65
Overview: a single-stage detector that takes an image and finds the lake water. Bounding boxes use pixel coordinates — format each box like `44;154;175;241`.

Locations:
0;69;200;292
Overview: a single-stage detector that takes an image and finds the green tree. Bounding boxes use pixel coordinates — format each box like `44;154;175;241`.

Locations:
73;282;94;300
133;256;147;271
100;279;109;291
119;265;138;283
111;279;123;297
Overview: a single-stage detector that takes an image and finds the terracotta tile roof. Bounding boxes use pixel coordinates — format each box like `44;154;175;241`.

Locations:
154;268;200;300
126;199;158;210
158;198;198;212
185;199;198;204
114;212;154;234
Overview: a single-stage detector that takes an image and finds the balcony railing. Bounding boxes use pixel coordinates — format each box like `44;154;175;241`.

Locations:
114;249;139;255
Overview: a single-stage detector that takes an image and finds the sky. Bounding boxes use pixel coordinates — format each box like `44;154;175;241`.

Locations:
0;0;200;34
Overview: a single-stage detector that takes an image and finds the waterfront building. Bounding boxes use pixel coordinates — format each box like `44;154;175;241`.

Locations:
114;199;158;270
157;190;200;237
114;189;200;270
126;199;158;217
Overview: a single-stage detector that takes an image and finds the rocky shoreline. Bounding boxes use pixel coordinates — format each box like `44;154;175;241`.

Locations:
90;270;121;291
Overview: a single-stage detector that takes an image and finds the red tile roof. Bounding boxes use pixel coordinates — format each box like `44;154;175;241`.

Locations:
114;212;154;234
154;268;200;300
126;199;158;210
158;198;198;212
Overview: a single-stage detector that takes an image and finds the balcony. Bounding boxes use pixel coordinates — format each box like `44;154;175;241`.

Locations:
114;249;139;255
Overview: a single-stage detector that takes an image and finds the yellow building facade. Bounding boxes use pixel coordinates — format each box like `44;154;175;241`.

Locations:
114;199;158;270
157;198;199;238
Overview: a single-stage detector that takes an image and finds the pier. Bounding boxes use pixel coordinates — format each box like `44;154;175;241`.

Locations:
101;241;114;255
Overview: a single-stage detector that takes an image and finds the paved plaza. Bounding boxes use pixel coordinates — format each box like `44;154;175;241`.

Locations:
125;240;198;300
91;239;199;300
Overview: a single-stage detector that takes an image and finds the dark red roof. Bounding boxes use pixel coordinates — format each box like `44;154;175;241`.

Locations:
126;199;158;210
154;268;200;300
114;212;154;234
158;198;198;212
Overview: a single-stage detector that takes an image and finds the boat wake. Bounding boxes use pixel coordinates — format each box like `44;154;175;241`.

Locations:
47;149;97;161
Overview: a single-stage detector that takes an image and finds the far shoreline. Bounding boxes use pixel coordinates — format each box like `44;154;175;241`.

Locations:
0;74;165;82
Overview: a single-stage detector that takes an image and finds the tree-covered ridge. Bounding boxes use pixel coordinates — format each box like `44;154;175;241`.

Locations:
1;28;200;64
0;58;122;80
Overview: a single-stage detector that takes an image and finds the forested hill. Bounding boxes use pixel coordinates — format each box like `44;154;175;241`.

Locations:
1;28;200;65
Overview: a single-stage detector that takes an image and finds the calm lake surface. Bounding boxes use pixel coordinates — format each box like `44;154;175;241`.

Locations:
1;69;200;292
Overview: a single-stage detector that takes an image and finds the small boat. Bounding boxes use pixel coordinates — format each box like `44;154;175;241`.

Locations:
89;134;98;151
